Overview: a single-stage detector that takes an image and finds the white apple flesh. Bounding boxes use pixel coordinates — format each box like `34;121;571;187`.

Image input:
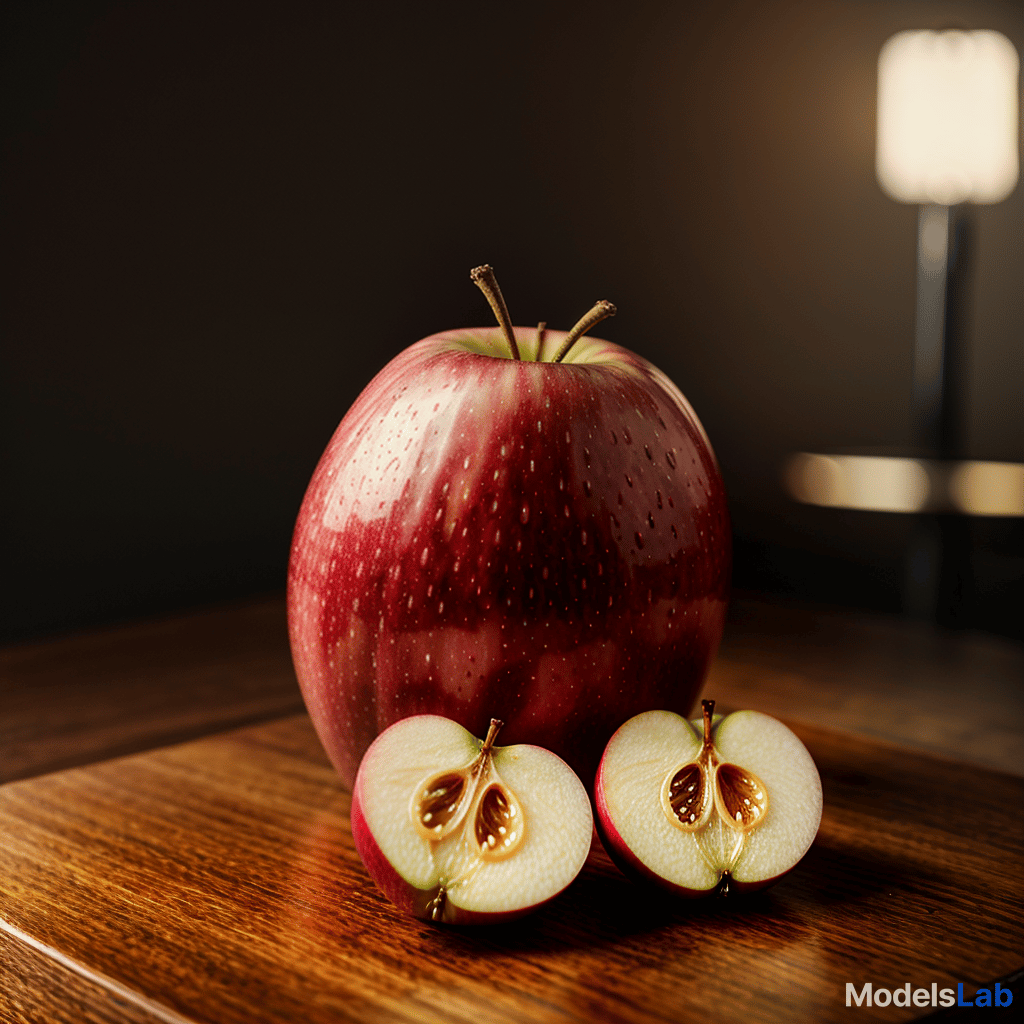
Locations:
595;701;822;896
351;714;593;924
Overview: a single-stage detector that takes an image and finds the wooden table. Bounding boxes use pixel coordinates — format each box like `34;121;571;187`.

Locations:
3;596;1022;1023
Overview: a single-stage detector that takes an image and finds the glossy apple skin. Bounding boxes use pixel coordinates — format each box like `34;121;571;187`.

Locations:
288;326;730;788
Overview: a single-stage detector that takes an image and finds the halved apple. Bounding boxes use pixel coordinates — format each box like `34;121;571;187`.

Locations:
595;700;822;896
351;714;593;923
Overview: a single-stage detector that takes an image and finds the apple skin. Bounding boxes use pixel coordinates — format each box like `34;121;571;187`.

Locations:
288;325;730;789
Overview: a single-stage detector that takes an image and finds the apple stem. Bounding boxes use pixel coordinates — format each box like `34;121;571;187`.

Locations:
481;718;504;754
552;300;616;363
701;699;715;746
470;265;521;361
535;321;547;362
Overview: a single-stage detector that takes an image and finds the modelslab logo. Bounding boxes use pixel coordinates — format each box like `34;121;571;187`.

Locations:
845;981;1014;1009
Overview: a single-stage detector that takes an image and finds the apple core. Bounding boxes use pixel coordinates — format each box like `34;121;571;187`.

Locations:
660;699;769;877
410;718;524;861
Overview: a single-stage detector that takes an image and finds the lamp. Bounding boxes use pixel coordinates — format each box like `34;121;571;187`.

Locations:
876;30;1018;208
784;28;1022;624
877;30;1018;455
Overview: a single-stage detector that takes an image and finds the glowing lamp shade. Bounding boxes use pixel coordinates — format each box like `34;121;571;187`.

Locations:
876;30;1020;205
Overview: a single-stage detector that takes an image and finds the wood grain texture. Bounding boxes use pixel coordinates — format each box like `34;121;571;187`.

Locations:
0;597;303;784
0;927;177;1024
2;713;1021;1024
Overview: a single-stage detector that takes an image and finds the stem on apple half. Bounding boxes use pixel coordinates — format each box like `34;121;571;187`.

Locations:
552;300;617;364
480;717;503;756
470;265;521;361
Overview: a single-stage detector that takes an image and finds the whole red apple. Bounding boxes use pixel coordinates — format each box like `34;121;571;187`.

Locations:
288;268;730;788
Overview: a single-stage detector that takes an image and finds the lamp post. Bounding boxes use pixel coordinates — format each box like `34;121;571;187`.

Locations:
876;29;1019;458
879;29;1018;623
784;29;1021;626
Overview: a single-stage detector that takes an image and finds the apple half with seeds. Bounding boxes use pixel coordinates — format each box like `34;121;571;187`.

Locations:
351;714;593;923
595;700;822;896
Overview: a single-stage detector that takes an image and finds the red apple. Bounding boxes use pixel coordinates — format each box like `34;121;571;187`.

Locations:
288;268;730;788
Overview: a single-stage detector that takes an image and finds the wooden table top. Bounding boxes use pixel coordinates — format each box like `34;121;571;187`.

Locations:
2;595;1022;1023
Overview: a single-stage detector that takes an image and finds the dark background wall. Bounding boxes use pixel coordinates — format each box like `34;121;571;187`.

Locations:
2;0;1022;643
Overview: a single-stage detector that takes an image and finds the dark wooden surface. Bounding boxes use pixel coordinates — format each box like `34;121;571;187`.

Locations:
2;595;1023;1023
711;598;1024;776
1;714;1022;1024
0;598;303;785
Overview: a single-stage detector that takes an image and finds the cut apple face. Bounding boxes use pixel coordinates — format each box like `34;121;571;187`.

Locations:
595;701;822;896
352;715;593;924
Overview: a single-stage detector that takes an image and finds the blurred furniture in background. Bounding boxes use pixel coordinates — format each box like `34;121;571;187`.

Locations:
785;29;1022;629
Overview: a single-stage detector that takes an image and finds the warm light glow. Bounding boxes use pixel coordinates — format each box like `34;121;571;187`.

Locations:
784;454;930;513
877;30;1019;204
785;454;1024;516
949;461;1024;516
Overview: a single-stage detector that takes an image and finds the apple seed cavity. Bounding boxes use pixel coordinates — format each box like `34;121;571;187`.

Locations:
411;718;524;861
660;699;768;875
